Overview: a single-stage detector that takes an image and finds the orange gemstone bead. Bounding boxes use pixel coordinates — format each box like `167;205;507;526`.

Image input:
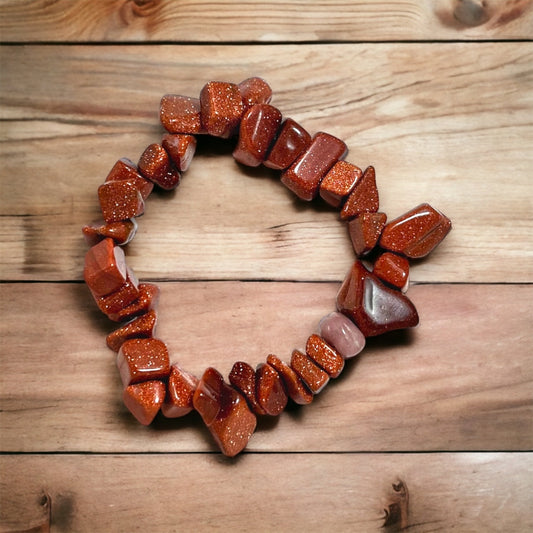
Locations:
138;143;181;191
117;338;171;387
161;365;198;418
105;158;154;200
340;166;379;221
161;134;197;172
229;361;266;415
255;363;288;416
106;310;157;352
233;104;282;167
82;219;137;247
160;94;204;134
266;354;313;406
348;212;387;257
281;132;347;201
84;238;127;297
290;349;329;394
305;334;344;378
319;161;362;208
123;380;166;425
200;81;244;138
264;118;312;171
238;77;272;110
98;180;144;224
108;282;160;323
379;203;452;259
373;252;410;291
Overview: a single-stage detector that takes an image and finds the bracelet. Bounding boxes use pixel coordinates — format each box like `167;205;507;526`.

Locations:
83;78;452;457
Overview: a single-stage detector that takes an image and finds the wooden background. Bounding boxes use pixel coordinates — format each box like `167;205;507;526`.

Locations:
1;0;532;531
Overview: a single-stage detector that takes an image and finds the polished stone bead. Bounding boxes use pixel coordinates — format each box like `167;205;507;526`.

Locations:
379;203;452;259
105;158;154;200
238;77;272;110
84;238;127;297
263;118;312;171
123;380;165;426
106;310;157;352
336;260;419;337
98;180;144;223
281;132;348;201
373;252;410;291
340;166;379;220
318;312;366;359
192;367;223;426
161;134;197;172
319;161;363;208
348;212;387;257
108;282;160;322
138;143;181;191
233;104;282;167
229;361;266;415
93;268;140;318
160;94;204;134
305;334;344;378
117;338;171;387
82;219;137;247
256;363;288;416
193;367;257;457
200;81;244;138
161;365;198;418
290;349;329;394
266;354;313;405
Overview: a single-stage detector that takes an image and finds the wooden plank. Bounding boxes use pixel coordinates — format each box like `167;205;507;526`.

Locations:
1;43;532;282
0;0;532;42
1;282;531;453
1;453;531;532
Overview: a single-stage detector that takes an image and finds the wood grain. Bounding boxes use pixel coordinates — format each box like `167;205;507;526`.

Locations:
1;43;532;282
1;453;532;532
1;282;531;453
0;0;532;42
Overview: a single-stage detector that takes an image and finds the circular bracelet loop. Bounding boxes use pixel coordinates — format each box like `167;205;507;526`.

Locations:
83;77;452;457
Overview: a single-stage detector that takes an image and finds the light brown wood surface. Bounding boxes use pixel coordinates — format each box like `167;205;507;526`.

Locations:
0;0;532;42
1;4;532;532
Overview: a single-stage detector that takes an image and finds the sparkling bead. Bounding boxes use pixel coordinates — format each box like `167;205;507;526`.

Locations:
160;94;204;134
200;81;244;138
229;361;266;415
106;310;157;352
84;238;127;297
105;158;154;200
93;267;139;317
123;380;165;425
318;312;366;359
348;212;387;257
138;143;181;191
116;338;171;387
108;282;160;322
373;252;410;291
264;118;312;171
379;203;452;259
238;77;272;110
336;261;418;337
161;134;197;172
281;132;347;201
319;161;362;208
266;354;313;405
161;365;198;418
340;166;379;220
290;349;329;394
233;104;282;167
305;334;344;378
193;367;257;457
98;180;144;223
82;219;137;247
255;363;288;416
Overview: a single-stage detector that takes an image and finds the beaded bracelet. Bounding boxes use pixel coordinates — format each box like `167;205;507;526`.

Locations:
83;78;451;457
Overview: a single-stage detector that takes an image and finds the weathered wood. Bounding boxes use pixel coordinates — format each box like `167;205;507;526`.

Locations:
0;0;531;42
1;453;531;532
1;43;532;282
1;282;531;453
